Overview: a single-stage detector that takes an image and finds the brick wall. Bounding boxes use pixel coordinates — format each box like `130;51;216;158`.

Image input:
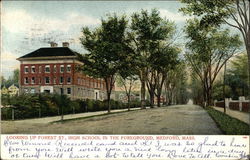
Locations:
242;102;250;112
229;102;239;111
215;99;249;113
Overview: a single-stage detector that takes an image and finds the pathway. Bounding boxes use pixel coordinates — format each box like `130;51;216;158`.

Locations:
213;106;250;124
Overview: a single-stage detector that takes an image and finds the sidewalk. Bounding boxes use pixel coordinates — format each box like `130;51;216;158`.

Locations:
213;106;250;124
9;107;141;124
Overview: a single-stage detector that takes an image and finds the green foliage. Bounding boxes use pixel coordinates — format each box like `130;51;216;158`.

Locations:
79;15;128;79
185;18;242;106
206;107;250;135
164;61;189;105
79;14;131;112
212;53;249;100
1;93;133;120
174;63;189;104
130;9;176;68
180;0;250;98
150;46;180;73
1;69;19;88
226;53;249;98
189;72;204;105
185;19;242;61
130;9;181;107
180;0;234;28
212;80;231;101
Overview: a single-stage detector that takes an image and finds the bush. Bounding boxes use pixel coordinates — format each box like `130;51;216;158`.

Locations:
1;93;133;120
206;107;250;135
1;108;12;120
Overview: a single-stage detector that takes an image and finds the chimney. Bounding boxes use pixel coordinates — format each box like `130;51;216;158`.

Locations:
62;42;69;47
50;42;58;47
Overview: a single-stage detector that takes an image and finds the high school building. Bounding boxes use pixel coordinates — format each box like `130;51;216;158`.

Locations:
17;42;106;100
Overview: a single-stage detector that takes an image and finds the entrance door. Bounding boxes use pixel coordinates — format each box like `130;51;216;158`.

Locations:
44;90;50;93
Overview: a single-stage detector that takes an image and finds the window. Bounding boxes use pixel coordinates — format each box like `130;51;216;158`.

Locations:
53;77;57;84
77;78;81;85
54;65;57;73
31;66;35;73
67;88;71;95
45;65;50;73
39;66;42;73
67;65;71;72
45;77;50;84
30;88;35;94
60;65;64;73
31;77;35;84
24;66;29;73
67;77;71;84
39;78;41;84
60;77;64;84
24;77;29;84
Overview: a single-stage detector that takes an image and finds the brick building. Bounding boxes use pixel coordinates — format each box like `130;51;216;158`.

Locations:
17;42;106;100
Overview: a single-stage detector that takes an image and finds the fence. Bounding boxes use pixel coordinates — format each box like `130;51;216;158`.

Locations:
214;96;250;113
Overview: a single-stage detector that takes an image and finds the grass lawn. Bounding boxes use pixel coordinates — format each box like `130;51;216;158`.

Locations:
206;107;250;135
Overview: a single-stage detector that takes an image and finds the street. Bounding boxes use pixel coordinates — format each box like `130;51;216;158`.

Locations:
1;105;222;134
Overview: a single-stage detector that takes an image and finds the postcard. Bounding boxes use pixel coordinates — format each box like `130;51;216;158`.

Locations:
1;0;249;159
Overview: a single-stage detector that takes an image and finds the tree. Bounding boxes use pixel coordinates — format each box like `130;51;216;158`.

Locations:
164;61;188;105
184;19;242;107
79;15;129;113
129;9;176;108
1;76;6;88
189;72;204;106
1;69;19;88
117;75;138;111
226;53;249;98
150;46;180;107
180;0;250;95
13;69;19;87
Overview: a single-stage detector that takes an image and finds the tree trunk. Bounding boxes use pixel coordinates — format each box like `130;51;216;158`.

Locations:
140;70;146;109
202;82;207;107
156;86;163;107
107;94;111;113
149;90;154;108
207;87;212;107
127;95;131;111
105;77;113;113
168;89;172;105
157;95;161;107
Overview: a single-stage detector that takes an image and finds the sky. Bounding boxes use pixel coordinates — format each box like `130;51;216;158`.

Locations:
1;1;193;78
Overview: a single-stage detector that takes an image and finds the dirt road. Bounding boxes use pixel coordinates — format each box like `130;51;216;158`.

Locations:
1;105;222;134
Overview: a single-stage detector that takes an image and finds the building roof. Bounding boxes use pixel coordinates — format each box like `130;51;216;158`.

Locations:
17;47;80;59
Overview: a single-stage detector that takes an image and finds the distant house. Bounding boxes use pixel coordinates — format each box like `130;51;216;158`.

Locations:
17;42;106;100
1;86;9;95
0;85;19;96
8;84;19;96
